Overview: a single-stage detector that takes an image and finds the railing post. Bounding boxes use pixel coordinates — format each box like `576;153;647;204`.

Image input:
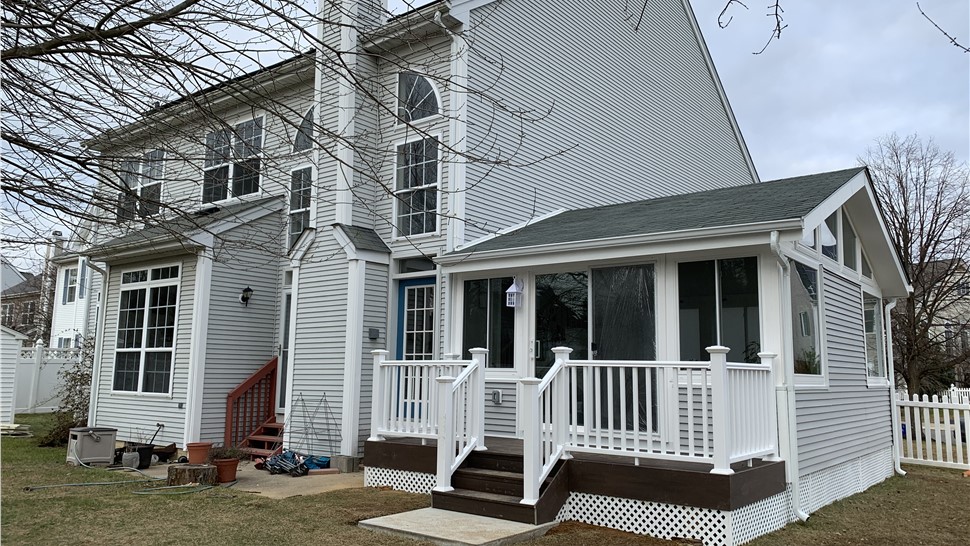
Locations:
28;340;44;413
520;377;541;504
759;352;782;461
707;345;733;475
469;348;488;451
552;347;572;459
434;375;457;492
369;350;388;441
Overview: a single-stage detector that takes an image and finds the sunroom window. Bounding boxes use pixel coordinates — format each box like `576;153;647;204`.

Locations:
113;265;179;394
203;118;262;203
791;261;822;376
398;72;439;123
395;137;438;236
821;213;838;261
678;257;760;363
863;294;885;381
462;278;515;368
842;211;858;270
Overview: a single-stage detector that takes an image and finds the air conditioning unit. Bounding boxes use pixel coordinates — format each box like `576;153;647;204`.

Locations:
66;427;117;466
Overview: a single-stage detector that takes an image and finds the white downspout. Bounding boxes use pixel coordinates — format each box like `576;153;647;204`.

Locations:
770;231;810;522
87;264;110;427
884;299;906;476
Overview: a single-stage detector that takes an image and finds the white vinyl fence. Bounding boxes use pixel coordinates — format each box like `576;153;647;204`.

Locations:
15;341;80;414
896;392;970;470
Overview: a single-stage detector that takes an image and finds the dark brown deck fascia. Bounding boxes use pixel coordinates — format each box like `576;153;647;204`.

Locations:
364;438;437;474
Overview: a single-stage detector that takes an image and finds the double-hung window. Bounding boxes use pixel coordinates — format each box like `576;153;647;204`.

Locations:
63;268;79;304
203;118;262;203
1;304;14;326
117;150;164;221
395;137;439;236
113;265;180;394
20;301;35;325
289;167;312;248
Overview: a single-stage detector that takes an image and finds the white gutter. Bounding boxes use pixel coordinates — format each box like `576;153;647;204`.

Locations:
770;231;810;522
885;298;906;476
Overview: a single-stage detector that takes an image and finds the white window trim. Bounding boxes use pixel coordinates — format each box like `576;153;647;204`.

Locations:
394;71;444;128
392;133;443;241
109;263;182;398
791;258;829;389
201;114;266;206
288;164;314;249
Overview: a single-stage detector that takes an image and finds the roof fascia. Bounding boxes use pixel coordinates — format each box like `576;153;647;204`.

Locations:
288;228;317;267
448;0;496;23
363;6;459;52
802;170;867;232
440;218;802;268
332;225;390;264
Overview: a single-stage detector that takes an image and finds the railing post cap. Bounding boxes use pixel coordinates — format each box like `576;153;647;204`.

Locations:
705;345;730;355
34;339;45;347
436;375;456;383
757;352;778;359
519;377;542;385
551;346;573;355
371;349;389;356
468;347;489;355
444;352;460;360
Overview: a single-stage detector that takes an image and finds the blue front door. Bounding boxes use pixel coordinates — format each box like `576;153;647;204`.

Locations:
396;277;436;360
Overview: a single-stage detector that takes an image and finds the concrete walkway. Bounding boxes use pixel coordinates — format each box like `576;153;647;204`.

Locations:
359;507;557;546
140;460;364;499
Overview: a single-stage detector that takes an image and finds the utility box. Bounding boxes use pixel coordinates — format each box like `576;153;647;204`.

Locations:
66;427;117;466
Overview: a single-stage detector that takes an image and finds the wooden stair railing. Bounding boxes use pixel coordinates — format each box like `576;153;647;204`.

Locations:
226;356;278;447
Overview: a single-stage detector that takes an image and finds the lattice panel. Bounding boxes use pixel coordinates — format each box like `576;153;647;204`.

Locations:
363;467;435;494
558;492;729;546
799;447;893;514
730;487;794;545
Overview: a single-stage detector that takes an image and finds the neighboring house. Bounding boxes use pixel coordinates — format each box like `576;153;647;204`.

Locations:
1;272;52;343
1;257;27;292
930;260;970;387
48;253;99;348
49;1;912;544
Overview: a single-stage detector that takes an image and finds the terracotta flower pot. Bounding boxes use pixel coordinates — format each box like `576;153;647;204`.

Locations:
212;458;240;483
186;442;213;464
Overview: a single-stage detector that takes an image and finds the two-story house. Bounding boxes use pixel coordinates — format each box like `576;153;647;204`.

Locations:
53;1;911;544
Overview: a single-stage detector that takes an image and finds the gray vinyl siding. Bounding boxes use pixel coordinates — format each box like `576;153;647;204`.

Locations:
92;256;195;446
357;262;390;453
795;269;893;477
286;228;350;456
463;0;755;241
484;380;518;436
198;213;284;442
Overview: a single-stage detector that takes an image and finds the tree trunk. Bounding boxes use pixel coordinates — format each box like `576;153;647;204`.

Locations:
167;464;218;486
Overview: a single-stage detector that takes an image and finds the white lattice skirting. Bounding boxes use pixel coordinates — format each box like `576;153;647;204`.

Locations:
798;446;894;514
363;467;435;494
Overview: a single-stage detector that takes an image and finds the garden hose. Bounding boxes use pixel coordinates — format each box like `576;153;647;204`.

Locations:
133;484;213;495
24;478;159;492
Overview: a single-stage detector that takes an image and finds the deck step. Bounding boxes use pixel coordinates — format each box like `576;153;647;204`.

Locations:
241;446;277;458
465;451;523;473
247;434;284;443
453;467;524;497
432;488;536;525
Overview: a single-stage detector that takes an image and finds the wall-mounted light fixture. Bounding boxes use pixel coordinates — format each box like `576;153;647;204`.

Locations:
239;286;254;306
505;278;523;308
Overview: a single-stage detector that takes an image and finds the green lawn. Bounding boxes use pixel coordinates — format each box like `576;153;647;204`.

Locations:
3;414;967;545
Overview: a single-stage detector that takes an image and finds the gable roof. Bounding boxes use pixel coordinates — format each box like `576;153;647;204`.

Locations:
87;197;284;260
334;224;390;254
1;274;43;297
455;167;864;255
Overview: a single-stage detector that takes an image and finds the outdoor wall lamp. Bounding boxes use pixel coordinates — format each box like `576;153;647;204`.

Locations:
239;286;254;306
505;278;523;308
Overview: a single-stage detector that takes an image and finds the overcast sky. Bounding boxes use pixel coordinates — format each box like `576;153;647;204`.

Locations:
393;0;969;181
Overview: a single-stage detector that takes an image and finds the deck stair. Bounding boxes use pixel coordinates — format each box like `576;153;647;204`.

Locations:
431;450;569;525
239;419;284;459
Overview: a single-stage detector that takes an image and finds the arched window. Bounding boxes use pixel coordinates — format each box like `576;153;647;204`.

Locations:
294;107;314;152
398;72;439;123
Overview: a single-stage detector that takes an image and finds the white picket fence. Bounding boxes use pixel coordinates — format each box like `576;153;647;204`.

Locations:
896;392;970;470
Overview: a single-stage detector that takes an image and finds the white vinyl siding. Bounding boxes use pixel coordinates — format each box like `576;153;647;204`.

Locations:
795;269;893;476
463;0;755;241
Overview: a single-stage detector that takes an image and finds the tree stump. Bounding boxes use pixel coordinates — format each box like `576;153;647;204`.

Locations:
167;464;218;486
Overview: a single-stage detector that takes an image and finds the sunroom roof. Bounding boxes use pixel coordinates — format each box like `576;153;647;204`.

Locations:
454;167;866;255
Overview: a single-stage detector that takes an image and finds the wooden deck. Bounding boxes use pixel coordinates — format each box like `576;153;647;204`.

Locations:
364;435;786;512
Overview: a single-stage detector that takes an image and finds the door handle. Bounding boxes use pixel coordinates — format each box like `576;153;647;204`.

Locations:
534;340;541;356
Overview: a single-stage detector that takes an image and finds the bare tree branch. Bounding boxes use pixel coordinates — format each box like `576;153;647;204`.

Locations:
917;2;970;54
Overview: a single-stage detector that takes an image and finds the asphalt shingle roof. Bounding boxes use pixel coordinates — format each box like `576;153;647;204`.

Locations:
90;196;283;253
456;167;865;254
337;224;390;253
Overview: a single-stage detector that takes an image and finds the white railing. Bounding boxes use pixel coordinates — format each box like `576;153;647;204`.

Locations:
897;392;970;470
948;385;970;404
434;348;487;492
519;347;571;505
368;348;487;492
369;351;467;440
520;346;778;504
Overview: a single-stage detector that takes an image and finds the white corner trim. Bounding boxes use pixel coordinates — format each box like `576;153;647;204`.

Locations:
340;259;367;456
447;32;469;252
282;266;301;449
183;253;213;445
